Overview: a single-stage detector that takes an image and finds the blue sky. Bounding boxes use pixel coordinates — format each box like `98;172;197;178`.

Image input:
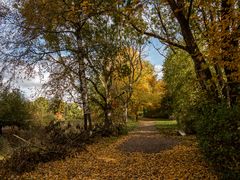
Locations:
146;38;166;66
17;38;166;99
145;38;166;79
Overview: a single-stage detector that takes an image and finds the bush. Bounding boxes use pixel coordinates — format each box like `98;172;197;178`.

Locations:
144;108;170;119
3;121;88;173
174;105;199;134
4;145;69;173
2;119;128;174
0;89;32;133
196;102;240;178
45;120;90;147
99;123;127;137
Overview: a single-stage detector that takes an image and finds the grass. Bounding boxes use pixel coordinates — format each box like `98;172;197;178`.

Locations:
126;119;138;132
155;119;178;135
155;119;178;128
0;136;12;160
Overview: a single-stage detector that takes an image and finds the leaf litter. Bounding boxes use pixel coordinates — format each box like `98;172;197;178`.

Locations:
1;134;218;179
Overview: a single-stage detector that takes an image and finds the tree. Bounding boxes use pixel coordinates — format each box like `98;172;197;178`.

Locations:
49;95;65;121
87;32;144;130
116;46;144;122
31;97;54;125
15;0;108;131
0;88;31;135
129;61;165;119
1;0;120;131
1;0;146;133
65;103;83;121
163;49;202;133
121;0;240;106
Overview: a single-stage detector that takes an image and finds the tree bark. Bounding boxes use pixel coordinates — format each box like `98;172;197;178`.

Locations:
0;124;2;135
104;104;112;132
167;0;218;98
135;112;138;121
76;32;92;131
124;103;128;122
221;0;240;105
79;62;92;131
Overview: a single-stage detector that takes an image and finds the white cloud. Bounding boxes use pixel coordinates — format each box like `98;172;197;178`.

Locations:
1;65;49;99
18;72;49;99
154;64;163;80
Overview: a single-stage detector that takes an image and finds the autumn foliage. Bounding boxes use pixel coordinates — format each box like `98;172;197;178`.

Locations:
0;0;239;178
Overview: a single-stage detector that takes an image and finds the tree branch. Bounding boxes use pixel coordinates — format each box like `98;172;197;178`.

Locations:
130;22;187;51
187;0;194;23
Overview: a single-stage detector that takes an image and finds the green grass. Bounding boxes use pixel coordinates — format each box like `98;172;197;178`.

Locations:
126;120;138;132
155;119;178;135
106;136;119;143
0;136;12;160
155;119;177;128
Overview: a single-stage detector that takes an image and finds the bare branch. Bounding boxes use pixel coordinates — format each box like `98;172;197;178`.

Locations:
130;22;187;51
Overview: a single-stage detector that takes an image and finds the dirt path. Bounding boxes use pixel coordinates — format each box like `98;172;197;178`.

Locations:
130;120;159;134
119;120;179;153
1;119;218;179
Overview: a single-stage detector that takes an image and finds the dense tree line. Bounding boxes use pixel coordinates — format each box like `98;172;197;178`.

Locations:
0;89;84;134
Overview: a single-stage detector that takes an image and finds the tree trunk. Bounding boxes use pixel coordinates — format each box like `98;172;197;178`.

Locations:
167;0;218;99
221;0;240;105
104;104;112;132
124;103;128;122
79;67;92;131
135;112;138;121
0;124;2;135
76;33;92;131
87;113;92;132
103;79;113;132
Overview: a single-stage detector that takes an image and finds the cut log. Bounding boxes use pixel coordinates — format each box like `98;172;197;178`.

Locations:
178;130;186;136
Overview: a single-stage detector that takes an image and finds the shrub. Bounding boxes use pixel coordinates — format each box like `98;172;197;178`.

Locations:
143;108;170;119
3;121;87;173
196;102;240;178
4;145;69;173
174;105;199;134
100;123;127;137
45;120;90;146
0;89;32;134
0;137;12;160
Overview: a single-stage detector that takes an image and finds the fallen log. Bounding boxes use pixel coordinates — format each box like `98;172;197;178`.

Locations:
178;130;186;136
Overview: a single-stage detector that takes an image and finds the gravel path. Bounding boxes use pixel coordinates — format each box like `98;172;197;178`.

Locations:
119;119;179;153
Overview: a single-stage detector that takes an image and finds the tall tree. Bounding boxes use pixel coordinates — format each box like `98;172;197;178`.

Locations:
220;0;240;104
163;49;202;133
1;0;119;131
16;0;104;131
86;22;144;129
129;61;165;119
114;45;143;122
121;0;240;105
